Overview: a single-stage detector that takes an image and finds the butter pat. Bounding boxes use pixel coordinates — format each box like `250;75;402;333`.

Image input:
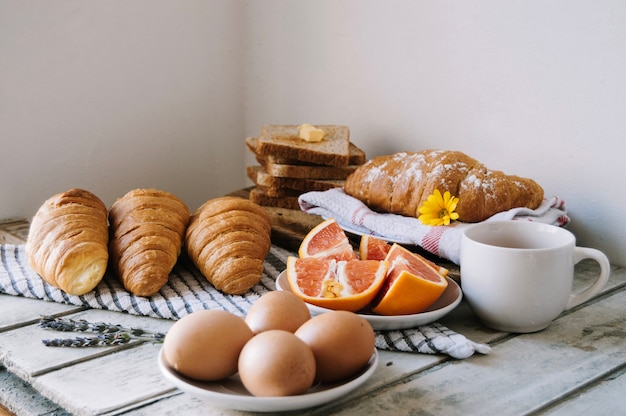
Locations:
298;124;325;142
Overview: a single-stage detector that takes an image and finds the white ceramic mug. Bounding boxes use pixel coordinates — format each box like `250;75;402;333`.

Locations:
460;221;610;333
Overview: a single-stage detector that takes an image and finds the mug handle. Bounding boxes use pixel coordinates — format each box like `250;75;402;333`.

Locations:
565;247;611;310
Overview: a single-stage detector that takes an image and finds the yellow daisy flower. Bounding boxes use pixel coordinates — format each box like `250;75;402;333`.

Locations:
418;189;460;226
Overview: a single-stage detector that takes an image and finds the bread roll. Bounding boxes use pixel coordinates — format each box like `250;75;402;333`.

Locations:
25;188;109;295
108;189;190;297
344;150;544;223
185;196;272;295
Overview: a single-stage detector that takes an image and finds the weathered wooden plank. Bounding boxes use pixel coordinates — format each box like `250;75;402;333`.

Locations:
0;219;28;243
541;365;626;415
31;342;174;416
310;287;626;416
0;218;28;244
0;309;172;379
0;294;85;331
0;366;70;416
124;392;239;416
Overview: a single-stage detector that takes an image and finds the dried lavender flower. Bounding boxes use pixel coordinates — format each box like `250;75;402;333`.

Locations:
39;316;165;347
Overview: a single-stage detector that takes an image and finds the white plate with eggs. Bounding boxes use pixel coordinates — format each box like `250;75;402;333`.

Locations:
275;271;462;330
158;348;378;412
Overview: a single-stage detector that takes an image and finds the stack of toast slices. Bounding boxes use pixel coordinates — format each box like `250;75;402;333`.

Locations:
246;124;367;210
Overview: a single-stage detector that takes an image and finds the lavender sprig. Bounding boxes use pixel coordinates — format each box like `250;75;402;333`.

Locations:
39;316;166;347
42;333;133;347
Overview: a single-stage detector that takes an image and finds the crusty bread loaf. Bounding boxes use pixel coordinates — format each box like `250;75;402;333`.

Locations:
255;125;351;167
185;196;272;294
108;188;190;297
344;150;544;223
246;137;366;166
25;188;109;295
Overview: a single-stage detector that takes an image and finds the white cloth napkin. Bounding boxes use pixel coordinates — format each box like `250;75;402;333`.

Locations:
299;188;569;264
0;243;490;359
376;323;492;358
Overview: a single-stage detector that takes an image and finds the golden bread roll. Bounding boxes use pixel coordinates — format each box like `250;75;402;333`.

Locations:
344;150;544;223
25;188;109;295
109;188;190;297
185;196;272;295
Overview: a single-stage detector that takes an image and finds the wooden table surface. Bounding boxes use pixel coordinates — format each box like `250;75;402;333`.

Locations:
1;208;626;416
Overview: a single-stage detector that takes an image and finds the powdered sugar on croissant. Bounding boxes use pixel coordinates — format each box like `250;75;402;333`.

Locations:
344;149;544;223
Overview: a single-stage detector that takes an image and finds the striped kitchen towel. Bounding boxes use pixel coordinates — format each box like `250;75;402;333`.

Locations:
299;188;569;265
0;244;489;359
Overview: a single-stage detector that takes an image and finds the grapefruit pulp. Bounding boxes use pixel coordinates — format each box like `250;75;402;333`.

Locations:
360;235;448;277
298;218;357;261
286;256;388;312
359;235;391;261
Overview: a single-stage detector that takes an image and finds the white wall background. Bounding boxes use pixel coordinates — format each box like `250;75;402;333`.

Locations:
244;0;626;266
0;0;245;218
2;1;625;266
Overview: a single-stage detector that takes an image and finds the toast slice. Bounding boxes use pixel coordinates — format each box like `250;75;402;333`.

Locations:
254;185;301;198
254;125;351;167
246;137;366;166
257;157;359;179
247;166;345;194
249;187;301;210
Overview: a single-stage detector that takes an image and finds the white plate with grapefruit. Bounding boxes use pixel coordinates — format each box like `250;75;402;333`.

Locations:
158;348;378;412
275;271;461;330
278;218;462;330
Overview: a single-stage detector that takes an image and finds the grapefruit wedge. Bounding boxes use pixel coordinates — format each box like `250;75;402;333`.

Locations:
286;256;388;312
359;235;391;261
360;235;448;277
371;244;449;315
298;218;357;261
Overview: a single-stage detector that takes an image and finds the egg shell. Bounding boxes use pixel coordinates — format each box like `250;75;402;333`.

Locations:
295;310;375;383
245;291;311;334
163;310;253;381
238;330;316;397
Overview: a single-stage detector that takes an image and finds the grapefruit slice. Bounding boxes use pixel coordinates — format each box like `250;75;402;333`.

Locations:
371;244;449;315
298;218;357;261
359;235;391;261
286;256;388;312
360;235;448;277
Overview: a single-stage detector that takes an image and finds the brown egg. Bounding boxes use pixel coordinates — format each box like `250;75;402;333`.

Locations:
295;310;375;383
245;291;311;334
238;330;316;396
163;310;253;381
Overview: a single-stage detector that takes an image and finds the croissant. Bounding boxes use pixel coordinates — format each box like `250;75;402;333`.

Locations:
25;188;109;295
344;150;544;223
185;196;272;295
108;189;190;297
